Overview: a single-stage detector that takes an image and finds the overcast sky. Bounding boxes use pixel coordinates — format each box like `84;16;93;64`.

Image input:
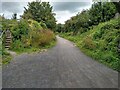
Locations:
0;0;93;24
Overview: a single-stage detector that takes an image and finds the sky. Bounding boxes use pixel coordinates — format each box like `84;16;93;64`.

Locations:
0;0;93;24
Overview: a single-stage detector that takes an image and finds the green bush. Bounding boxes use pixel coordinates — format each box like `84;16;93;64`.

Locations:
28;19;43;30
2;49;12;64
11;19;30;41
83;36;96;50
11;40;24;50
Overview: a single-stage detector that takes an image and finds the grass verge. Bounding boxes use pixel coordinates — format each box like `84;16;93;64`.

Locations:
2;39;56;65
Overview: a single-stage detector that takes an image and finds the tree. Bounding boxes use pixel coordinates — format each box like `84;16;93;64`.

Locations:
63;2;117;35
76;10;90;33
64;10;90;35
22;1;56;31
12;13;17;20
56;23;64;33
89;2;116;25
112;1;120;13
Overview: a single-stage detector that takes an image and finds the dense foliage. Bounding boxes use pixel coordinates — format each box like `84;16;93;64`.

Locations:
1;18;55;52
62;2;117;35
56;23;64;33
113;1;120;13
1;16;56;63
22;1;56;31
89;2;116;25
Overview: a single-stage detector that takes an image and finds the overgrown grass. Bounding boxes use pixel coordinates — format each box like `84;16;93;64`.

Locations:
2;50;12;64
60;18;120;71
2;39;56;65
1;38;12;64
12;39;56;54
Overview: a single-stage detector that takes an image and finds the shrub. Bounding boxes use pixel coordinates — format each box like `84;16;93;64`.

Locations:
83;36;96;50
31;29;55;47
93;31;103;39
40;22;47;29
11;19;30;41
28;19;43;30
11;40;24;50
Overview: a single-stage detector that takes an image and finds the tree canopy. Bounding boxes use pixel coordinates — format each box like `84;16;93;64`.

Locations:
62;2;117;35
22;1;56;31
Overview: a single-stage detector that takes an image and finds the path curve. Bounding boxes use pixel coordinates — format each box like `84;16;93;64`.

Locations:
2;36;118;88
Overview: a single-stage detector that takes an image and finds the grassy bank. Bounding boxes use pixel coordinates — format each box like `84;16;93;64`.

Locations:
60;18;120;71
12;39;56;54
2;39;56;65
2;50;12;64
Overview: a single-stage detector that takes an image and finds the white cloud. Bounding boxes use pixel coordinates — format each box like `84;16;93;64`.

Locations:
54;4;92;24
1;2;28;19
55;11;77;24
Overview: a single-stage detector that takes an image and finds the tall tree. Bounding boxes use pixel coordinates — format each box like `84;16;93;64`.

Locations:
22;1;56;31
89;2;116;25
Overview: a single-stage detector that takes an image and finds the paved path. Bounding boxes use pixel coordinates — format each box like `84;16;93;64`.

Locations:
2;36;118;88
